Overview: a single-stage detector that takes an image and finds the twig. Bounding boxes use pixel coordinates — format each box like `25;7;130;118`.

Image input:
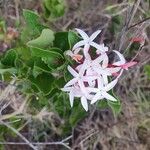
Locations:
0;133;72;150
104;2;129;11
130;45;144;62
0;120;38;150
126;0;141;28
118;0;141;51
123;22;148;55
128;17;150;29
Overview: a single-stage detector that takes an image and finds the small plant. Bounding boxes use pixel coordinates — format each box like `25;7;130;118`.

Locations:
62;28;137;111
0;9;137;117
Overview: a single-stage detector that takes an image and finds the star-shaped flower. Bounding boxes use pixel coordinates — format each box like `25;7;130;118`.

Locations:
87;77;119;104
61;84;93;111
64;65;97;96
76;53;121;85
73;28;108;57
61;28;136;111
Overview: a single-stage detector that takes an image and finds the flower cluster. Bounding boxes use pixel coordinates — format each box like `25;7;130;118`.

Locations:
62;28;137;111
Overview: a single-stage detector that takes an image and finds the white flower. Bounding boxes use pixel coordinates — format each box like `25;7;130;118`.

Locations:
96;44;108;54
87;77;119;104
76;53;108;75
76;53;121;85
61;84;93;111
64;65;97;96
61;28;135;111
73;28;107;57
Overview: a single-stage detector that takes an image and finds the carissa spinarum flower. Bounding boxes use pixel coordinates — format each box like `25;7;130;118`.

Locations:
62;28;137;111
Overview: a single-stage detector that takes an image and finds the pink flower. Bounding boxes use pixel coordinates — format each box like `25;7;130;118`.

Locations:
62;29;137;111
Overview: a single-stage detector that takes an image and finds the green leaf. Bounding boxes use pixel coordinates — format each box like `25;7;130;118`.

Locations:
69;100;87;127
15;47;31;61
54;77;66;89
107;90;121;116
68;31;81;49
27;29;54;48
29;47;64;69
53;31;80;51
17;80;33;94
33;58;52;78
29;72;54;95
1;49;18;67
107;100;121;116
23;9;46;35
109;15;122;34
96;91;121;116
52;93;71;116
30;95;50;110
97;100;108;109
43;0;66;19
64;65;72;82
54;32;69;51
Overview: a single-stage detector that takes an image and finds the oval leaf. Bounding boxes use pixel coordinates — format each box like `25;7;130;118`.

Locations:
29;47;64;69
27;29;54;48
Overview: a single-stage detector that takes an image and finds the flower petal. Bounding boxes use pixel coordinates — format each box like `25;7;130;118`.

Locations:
68;65;78;77
97;77;103;89
90;30;101;41
83;44;90;58
102;92;117;101
91;92;104;104
93;55;103;63
116;69;124;78
86;87;99;93
94;67;111;76
74;47;82;54
113;50;126;65
121;61;137;70
96;44;108;54
61;87;72;92
75;28;89;40
78;63;87;76
102;74;108;85
73;40;85;50
105;67;121;74
76;64;82;72
65;50;73;57
69;91;74;107
88;80;96;87
90;42;106;51
78;80;87;95
86;94;94;100
64;78;78;87
104;78;118;91
82;76;97;82
81;96;88;111
102;53;109;68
